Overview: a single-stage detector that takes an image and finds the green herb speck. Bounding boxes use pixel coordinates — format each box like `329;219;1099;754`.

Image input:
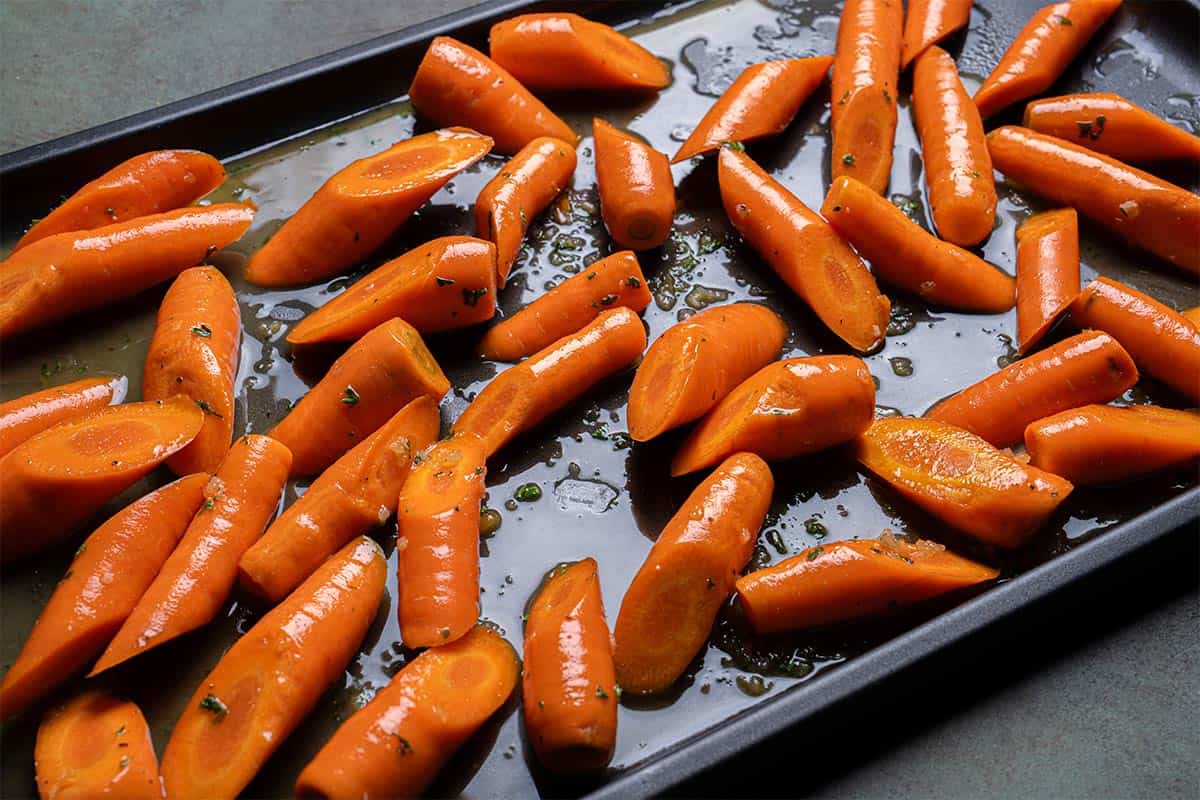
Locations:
190;323;212;338
340;385;361;406
199;694;228;720
514;483;542;502
842;153;856;165
195;399;223;418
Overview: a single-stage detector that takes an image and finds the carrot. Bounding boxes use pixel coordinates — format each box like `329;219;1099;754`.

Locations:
293;625;518;800
974;0;1123;119
161;536;387;800
1184;306;1200;327
987;126;1200;275
91;436;292;675
735;533;998;634
15;150;225;251
475;137;577;286
1015;208;1080;353
830;0;903;194
1069;276;1200;401
673;356;876;476
613;453;773;695
628;303;786;442
271;318;449;476
240;397;439;604
0;398;204;563
821;175;1016;312
0;203;254;338
900;0;973;69
0;474;207;721
244;128;493;287
409;37;578;155
1024;93;1200;163
671;57;834;163
453;307;647;457
593;118;675;250
0;375;127;458
34;691;161;800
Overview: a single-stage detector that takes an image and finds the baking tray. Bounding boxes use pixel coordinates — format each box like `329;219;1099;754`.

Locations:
1;1;1197;798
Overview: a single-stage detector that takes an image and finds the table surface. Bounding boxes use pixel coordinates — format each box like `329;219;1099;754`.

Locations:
2;1;1197;798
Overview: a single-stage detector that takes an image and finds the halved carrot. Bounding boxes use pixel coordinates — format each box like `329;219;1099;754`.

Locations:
821;175;1016;312
244;128;493;287
1184;306;1200;327
271;317;449;476
901;0;973;69
718;147;890;352
593;118;675;250
628;303;786;442
613;453;773;695
409;37;578;155
672;356;876;476
671;57;833;163
0;375;127;458
91;436;292;675
1025;93;1200;163
0;203;254;338
0;474;207;722
1016;208;1080;353
293;625;519;800
161;536;387;800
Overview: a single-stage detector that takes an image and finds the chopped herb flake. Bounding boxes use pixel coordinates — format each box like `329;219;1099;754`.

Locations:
806;546;825;561
804;517;828;538
202;497;216;511
514;483;542;502
199;694;228;720
195;400;223;418
625;276;641;288
119;756;129;769
842;153;856;165
462;287;488;307
394;735;414;756
191;323;212;338
341;385;361;405
1057;14;1072;25
722;140;746;151
595;686;609;699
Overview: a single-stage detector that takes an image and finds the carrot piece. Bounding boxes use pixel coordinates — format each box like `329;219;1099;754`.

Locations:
1015;208;1080;353
453;307;647;457
240;397;439;604
0;203;254;338
1184;306;1200;327
821;175;1016;312
671;57;833;163
1069;277;1200;401
593;118;675;250
397;433;487;648
672;356;876;476
628;303;787;442
1024;93;1200;163
91;436;292;675
613;453;773;695
855;417;1074;548
0;474;206;722
0;398;204;563
475;137;577;286
830;0;903;194
974;0;1123;119
736;533;998;634
34;691;161;800
523;558;617;774
409;37;578;155
15;149;225;251
0;375;127;458
271;318;449;476
161;536;387;800
900;0;973;69
987;126;1200;275
293;625;518;800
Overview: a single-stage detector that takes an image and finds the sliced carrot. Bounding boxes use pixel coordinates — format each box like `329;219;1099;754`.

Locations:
0;375;127;459
1016;208;1080;353
901;0;973;69
593;118;675;250
1024;93;1200;163
613;453;773;695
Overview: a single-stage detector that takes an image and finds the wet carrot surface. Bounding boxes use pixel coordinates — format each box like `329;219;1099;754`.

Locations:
0;375;127;459
901;0;973;69
1024;93;1200;163
593;118;675;251
1184;306;1200;327
1015;208;1080;353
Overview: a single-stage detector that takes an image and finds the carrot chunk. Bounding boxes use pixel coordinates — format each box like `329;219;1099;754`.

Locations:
593;118;675;250
901;0;972;69
1024;93;1200;163
1015;208;1080;353
0;375;127;459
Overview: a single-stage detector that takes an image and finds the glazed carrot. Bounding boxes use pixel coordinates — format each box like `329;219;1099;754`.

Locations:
91;436;292;675
1184;306;1200;327
1016;208;1080;353
1024;93;1200;163
736;534;998;634
0;474;206;721
974;0;1123;119
719;147;890;352
593;118;675;250
523;558;617;773
409;37;578;155
0;203;254;338
901;0;973;69
987;126;1200;275
240;397;439;604
453;307;647;457
15;150;225;251
245;128;493;287
161;536;387;800
822;176;1015;312
673;356;876;476
855;417;1073;548
671;57;834;163
271;318;449;476
0;375;127;458
475;137;577;286
294;625;518;800
627;303;787;442
1069;277;1200;401
0;398;203;563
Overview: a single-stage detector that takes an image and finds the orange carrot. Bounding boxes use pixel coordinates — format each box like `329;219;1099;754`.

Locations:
613;453;773;695
1016;208;1080;353
627;303;786;442
593;118;675;250
1184;306;1200;327
409;37;578;155
161;536;387;800
901;0;973;69
673;356;876;476
1024;93;1200;163
0;375;127;458
0;203;254;338
293;625;518;800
